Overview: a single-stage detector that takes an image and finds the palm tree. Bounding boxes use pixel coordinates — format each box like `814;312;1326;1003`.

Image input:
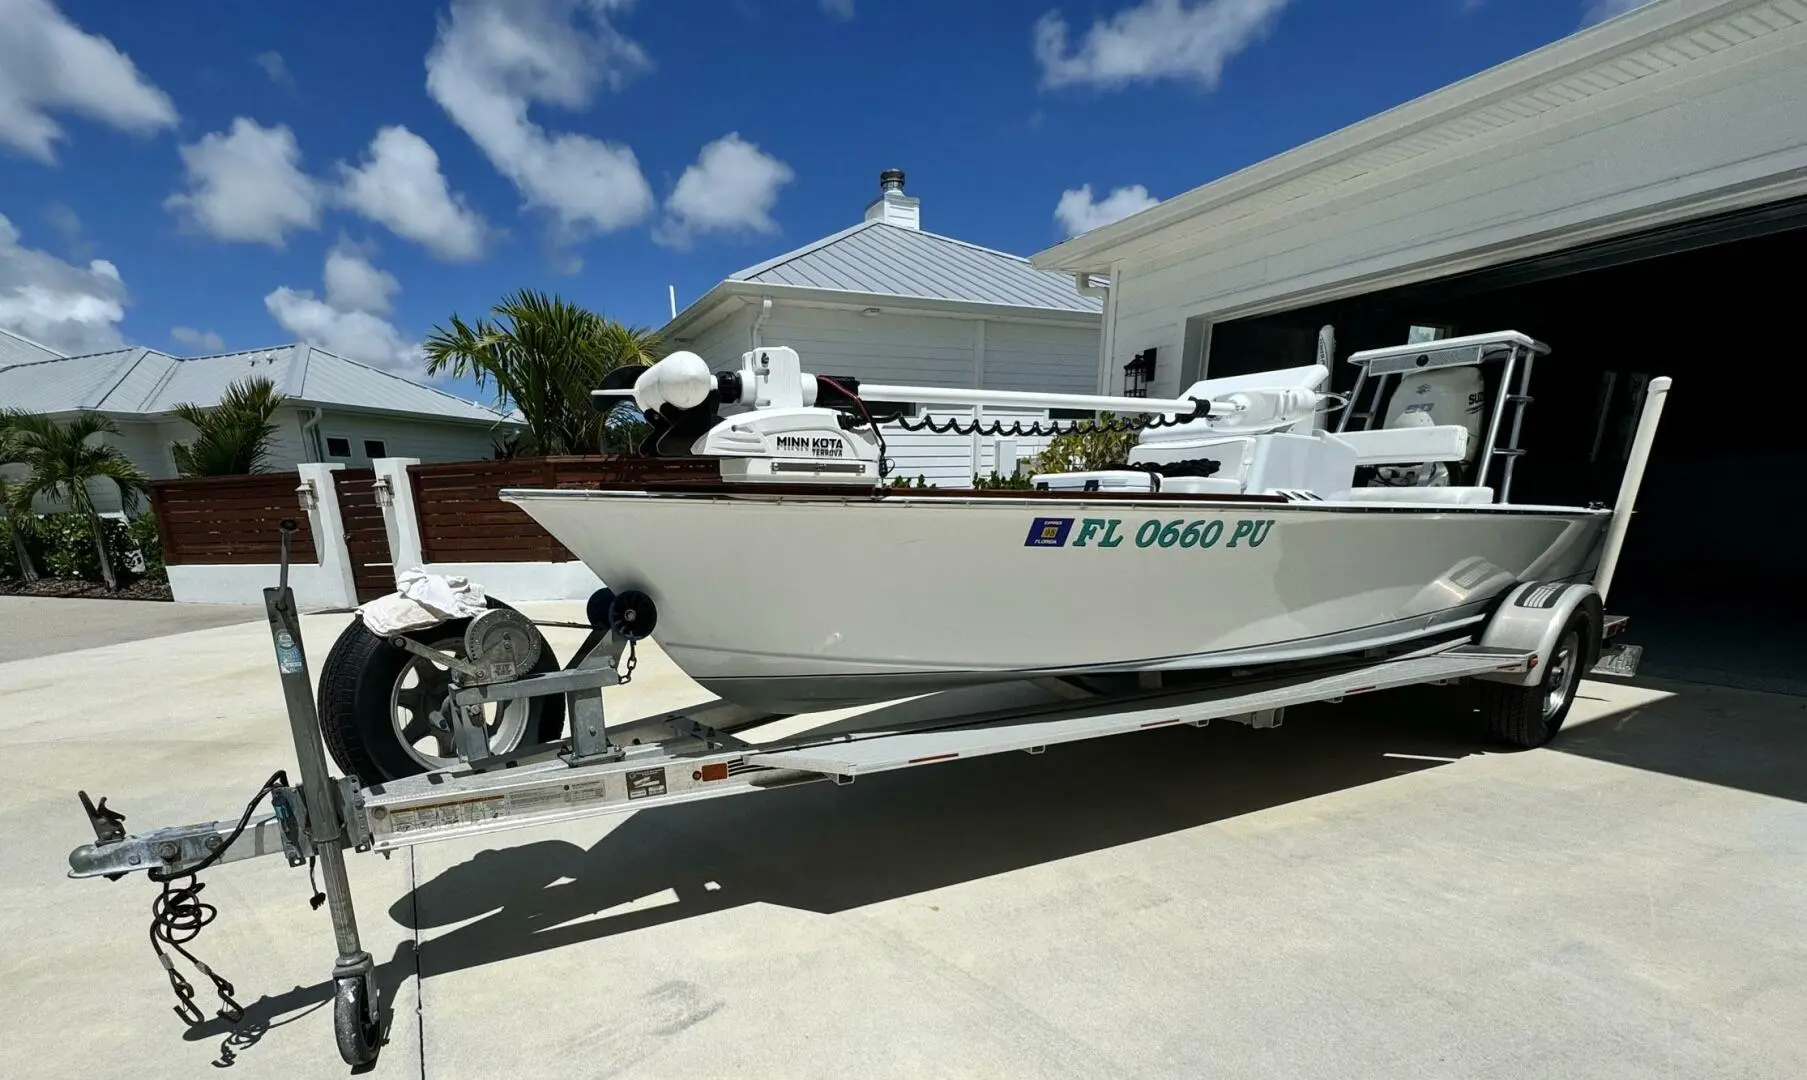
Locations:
423;290;661;456
169;375;287;476
1;411;149;589
0;422;40;583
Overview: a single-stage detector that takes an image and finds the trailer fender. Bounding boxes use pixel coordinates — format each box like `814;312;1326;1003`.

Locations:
1474;582;1604;687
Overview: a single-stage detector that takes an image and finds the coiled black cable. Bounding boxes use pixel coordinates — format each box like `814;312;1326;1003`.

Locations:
881;407;1206;439
147;770;290;1026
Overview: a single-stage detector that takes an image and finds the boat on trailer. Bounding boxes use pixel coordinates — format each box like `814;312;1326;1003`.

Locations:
503;330;1630;714
59;328;1671;1069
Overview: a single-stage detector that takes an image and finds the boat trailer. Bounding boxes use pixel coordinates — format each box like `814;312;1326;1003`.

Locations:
61;539;1641;1068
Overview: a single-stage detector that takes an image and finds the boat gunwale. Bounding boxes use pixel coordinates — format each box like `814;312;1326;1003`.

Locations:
497;483;1609;517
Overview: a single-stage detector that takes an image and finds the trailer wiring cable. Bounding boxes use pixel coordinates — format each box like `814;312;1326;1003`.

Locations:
146;769;298;1027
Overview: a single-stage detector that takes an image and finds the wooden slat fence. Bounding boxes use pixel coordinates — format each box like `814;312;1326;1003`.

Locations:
410;456;719;563
149;472;317;566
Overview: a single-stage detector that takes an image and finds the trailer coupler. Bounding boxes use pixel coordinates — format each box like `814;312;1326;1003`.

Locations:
67;780;315;881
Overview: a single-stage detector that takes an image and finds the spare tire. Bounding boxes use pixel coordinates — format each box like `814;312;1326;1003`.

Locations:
318;598;565;784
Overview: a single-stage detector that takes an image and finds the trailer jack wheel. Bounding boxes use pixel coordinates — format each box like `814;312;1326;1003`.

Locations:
333;970;382;1067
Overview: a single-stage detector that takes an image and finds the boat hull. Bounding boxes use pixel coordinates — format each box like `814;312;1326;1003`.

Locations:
504;490;1611;713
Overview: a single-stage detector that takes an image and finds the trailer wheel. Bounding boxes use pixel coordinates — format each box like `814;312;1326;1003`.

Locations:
1478;608;1596;749
318;598;565;784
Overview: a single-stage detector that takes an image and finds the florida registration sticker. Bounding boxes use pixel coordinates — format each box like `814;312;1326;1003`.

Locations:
1024;517;1075;547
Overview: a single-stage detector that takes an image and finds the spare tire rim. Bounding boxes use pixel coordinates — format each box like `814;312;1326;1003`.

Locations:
389;633;531;770
1543;629;1580;722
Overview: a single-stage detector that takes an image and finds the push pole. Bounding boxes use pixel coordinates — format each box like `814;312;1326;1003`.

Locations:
1592;376;1673;605
264;520;382;1065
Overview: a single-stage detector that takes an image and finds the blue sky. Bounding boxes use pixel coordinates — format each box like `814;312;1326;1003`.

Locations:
0;0;1652;404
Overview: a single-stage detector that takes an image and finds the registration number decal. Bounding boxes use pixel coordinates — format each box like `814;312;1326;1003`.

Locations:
1024;516;1273;550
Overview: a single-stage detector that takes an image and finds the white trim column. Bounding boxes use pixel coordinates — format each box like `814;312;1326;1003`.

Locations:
298;462;358;610
372;457;423;583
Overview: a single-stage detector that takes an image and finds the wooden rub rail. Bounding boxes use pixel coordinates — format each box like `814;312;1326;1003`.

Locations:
149;473;316;566
410;456;718;563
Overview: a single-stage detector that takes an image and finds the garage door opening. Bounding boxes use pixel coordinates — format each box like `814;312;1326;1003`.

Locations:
1207;214;1807;694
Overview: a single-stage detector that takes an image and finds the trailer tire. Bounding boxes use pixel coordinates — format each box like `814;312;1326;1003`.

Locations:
318;598;565;784
1478;607;1597;749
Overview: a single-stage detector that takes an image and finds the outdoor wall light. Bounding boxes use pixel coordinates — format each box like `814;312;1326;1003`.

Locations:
372;476;393;508
296;479;319;512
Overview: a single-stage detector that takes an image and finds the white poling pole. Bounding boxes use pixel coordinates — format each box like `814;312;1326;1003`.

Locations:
1593;375;1672;605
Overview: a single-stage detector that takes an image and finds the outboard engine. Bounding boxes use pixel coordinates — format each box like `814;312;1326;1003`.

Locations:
1378;365;1487;466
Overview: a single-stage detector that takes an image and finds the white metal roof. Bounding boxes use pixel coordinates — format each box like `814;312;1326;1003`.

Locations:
729;220;1103;313
1032;0;1790;273
0;344;509;424
0;326;64;369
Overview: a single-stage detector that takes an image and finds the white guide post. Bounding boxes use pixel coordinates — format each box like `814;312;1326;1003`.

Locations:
371;457;423;583
1592;376;1672;605
298;462;360;610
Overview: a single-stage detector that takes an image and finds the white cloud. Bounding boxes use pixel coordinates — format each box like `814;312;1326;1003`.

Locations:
322;245;399;315
656;133;794;249
335;126;489;261
821;0;855;19
1581;0;1654;26
0;212;127;354
170;326;225;352
255;51;294;88
1054;183;1160;237
1034;0;1290;91
265;248;421;373
165;118;324;247
0;0;177;163
425;0;655;240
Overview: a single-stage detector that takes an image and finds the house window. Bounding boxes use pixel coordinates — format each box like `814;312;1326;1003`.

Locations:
326;436;351;458
363;439;388;459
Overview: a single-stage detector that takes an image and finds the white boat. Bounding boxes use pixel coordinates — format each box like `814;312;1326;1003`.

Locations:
504;331;1665;713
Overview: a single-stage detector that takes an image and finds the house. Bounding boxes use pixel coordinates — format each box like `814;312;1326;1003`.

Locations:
0;338;516;514
659;170;1103;485
1030;0;1805;691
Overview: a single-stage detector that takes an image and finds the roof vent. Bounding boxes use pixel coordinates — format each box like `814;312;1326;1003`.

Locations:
864;168;920;231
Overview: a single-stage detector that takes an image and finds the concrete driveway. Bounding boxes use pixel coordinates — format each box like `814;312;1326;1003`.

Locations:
2;598;1802;1079
0;594;260;661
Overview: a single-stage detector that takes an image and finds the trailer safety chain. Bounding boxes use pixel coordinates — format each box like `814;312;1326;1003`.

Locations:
146;770;292;1027
617;638;639;686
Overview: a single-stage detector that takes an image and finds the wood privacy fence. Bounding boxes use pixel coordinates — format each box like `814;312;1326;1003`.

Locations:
149;472;316;566
409;456;719;563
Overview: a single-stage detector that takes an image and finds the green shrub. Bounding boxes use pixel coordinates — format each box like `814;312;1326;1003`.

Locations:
34;512;133;583
973;469;1033;490
1033;427;1138;474
887;473;934;488
125;514;167;583
0;517;19;580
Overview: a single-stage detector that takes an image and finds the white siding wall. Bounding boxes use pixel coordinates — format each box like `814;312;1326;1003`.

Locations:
311;411;503;465
680;304;755;369
760;306;978;386
1101;18;1807;398
981;321;1100;395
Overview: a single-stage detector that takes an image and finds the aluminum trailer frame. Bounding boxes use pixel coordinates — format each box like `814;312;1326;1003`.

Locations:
59;542;1635;1068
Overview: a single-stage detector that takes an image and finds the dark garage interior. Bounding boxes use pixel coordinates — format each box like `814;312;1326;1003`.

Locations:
1206;200;1807;694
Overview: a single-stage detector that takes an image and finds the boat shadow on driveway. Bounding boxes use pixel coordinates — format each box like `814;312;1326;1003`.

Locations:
181;676;1807;1060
